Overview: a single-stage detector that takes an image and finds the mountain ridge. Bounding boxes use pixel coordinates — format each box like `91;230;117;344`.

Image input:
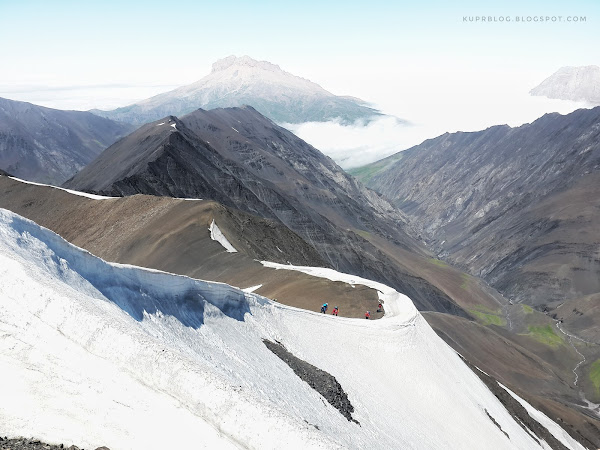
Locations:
0;96;134;184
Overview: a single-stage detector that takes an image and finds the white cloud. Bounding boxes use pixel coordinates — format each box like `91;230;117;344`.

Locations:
283;116;425;169
285;83;589;170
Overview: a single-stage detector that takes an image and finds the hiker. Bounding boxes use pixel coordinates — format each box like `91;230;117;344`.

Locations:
332;306;339;316
321;302;328;313
377;302;383;312
365;310;370;319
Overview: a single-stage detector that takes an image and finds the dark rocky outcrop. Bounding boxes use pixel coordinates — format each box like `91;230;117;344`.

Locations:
465;359;589;450
0;97;133;185
0;436;109;450
263;339;358;423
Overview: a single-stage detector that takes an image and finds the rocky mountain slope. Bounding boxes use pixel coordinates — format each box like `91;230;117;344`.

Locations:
90;55;382;125
531;66;600;104
0;97;133;184
355;106;600;311
65;106;465;315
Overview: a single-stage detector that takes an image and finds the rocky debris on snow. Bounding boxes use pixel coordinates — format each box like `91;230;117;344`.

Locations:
0;436;109;450
263;339;359;423
463;359;576;450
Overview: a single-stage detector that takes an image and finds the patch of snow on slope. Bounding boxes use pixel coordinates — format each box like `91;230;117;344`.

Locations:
8;176;117;200
170;123;177;130
0;208;577;450
242;284;263;293
232;127;239;133
156;122;165;126
499;383;587;450
209;219;237;253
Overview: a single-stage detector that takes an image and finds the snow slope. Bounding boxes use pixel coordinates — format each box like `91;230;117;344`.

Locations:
0;209;574;449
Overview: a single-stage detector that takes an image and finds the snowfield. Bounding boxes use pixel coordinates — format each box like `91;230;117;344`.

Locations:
0;209;578;449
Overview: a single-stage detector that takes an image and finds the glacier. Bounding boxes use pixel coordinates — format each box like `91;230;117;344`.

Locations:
0;208;579;449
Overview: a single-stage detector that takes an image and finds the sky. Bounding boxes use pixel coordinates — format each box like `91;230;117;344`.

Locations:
0;0;598;167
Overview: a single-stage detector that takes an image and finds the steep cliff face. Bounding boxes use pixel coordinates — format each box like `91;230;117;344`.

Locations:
360;107;600;309
65;107;464;315
0;97;133;184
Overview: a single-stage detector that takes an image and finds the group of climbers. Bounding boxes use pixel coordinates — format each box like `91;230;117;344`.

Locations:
320;302;383;319
321;303;339;316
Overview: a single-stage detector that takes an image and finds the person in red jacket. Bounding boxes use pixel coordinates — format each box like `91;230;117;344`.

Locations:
332;306;339;316
365;310;370;319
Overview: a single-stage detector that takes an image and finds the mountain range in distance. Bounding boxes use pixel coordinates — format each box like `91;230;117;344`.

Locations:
90;55;384;126
530;65;600;104
0;97;134;184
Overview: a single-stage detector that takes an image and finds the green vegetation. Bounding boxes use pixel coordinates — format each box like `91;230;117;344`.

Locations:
460;273;470;289
347;165;385;183
429;258;449;268
354;229;371;239
347;153;404;184
468;305;506;326
589;360;600;393
522;304;534;314
526;325;563;348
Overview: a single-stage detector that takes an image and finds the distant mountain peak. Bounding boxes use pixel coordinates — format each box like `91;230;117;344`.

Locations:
530;65;600;104
91;56;384;125
211;55;283;74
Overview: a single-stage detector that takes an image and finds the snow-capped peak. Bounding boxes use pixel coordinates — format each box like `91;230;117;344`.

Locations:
530;65;600;104
211;55;283;74
93;56;381;125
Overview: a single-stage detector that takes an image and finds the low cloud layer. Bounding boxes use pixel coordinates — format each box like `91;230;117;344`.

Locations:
285;92;589;170
0;84;179;111
283;116;430;169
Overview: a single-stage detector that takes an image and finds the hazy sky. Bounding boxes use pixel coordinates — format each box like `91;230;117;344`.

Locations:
1;0;598;166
